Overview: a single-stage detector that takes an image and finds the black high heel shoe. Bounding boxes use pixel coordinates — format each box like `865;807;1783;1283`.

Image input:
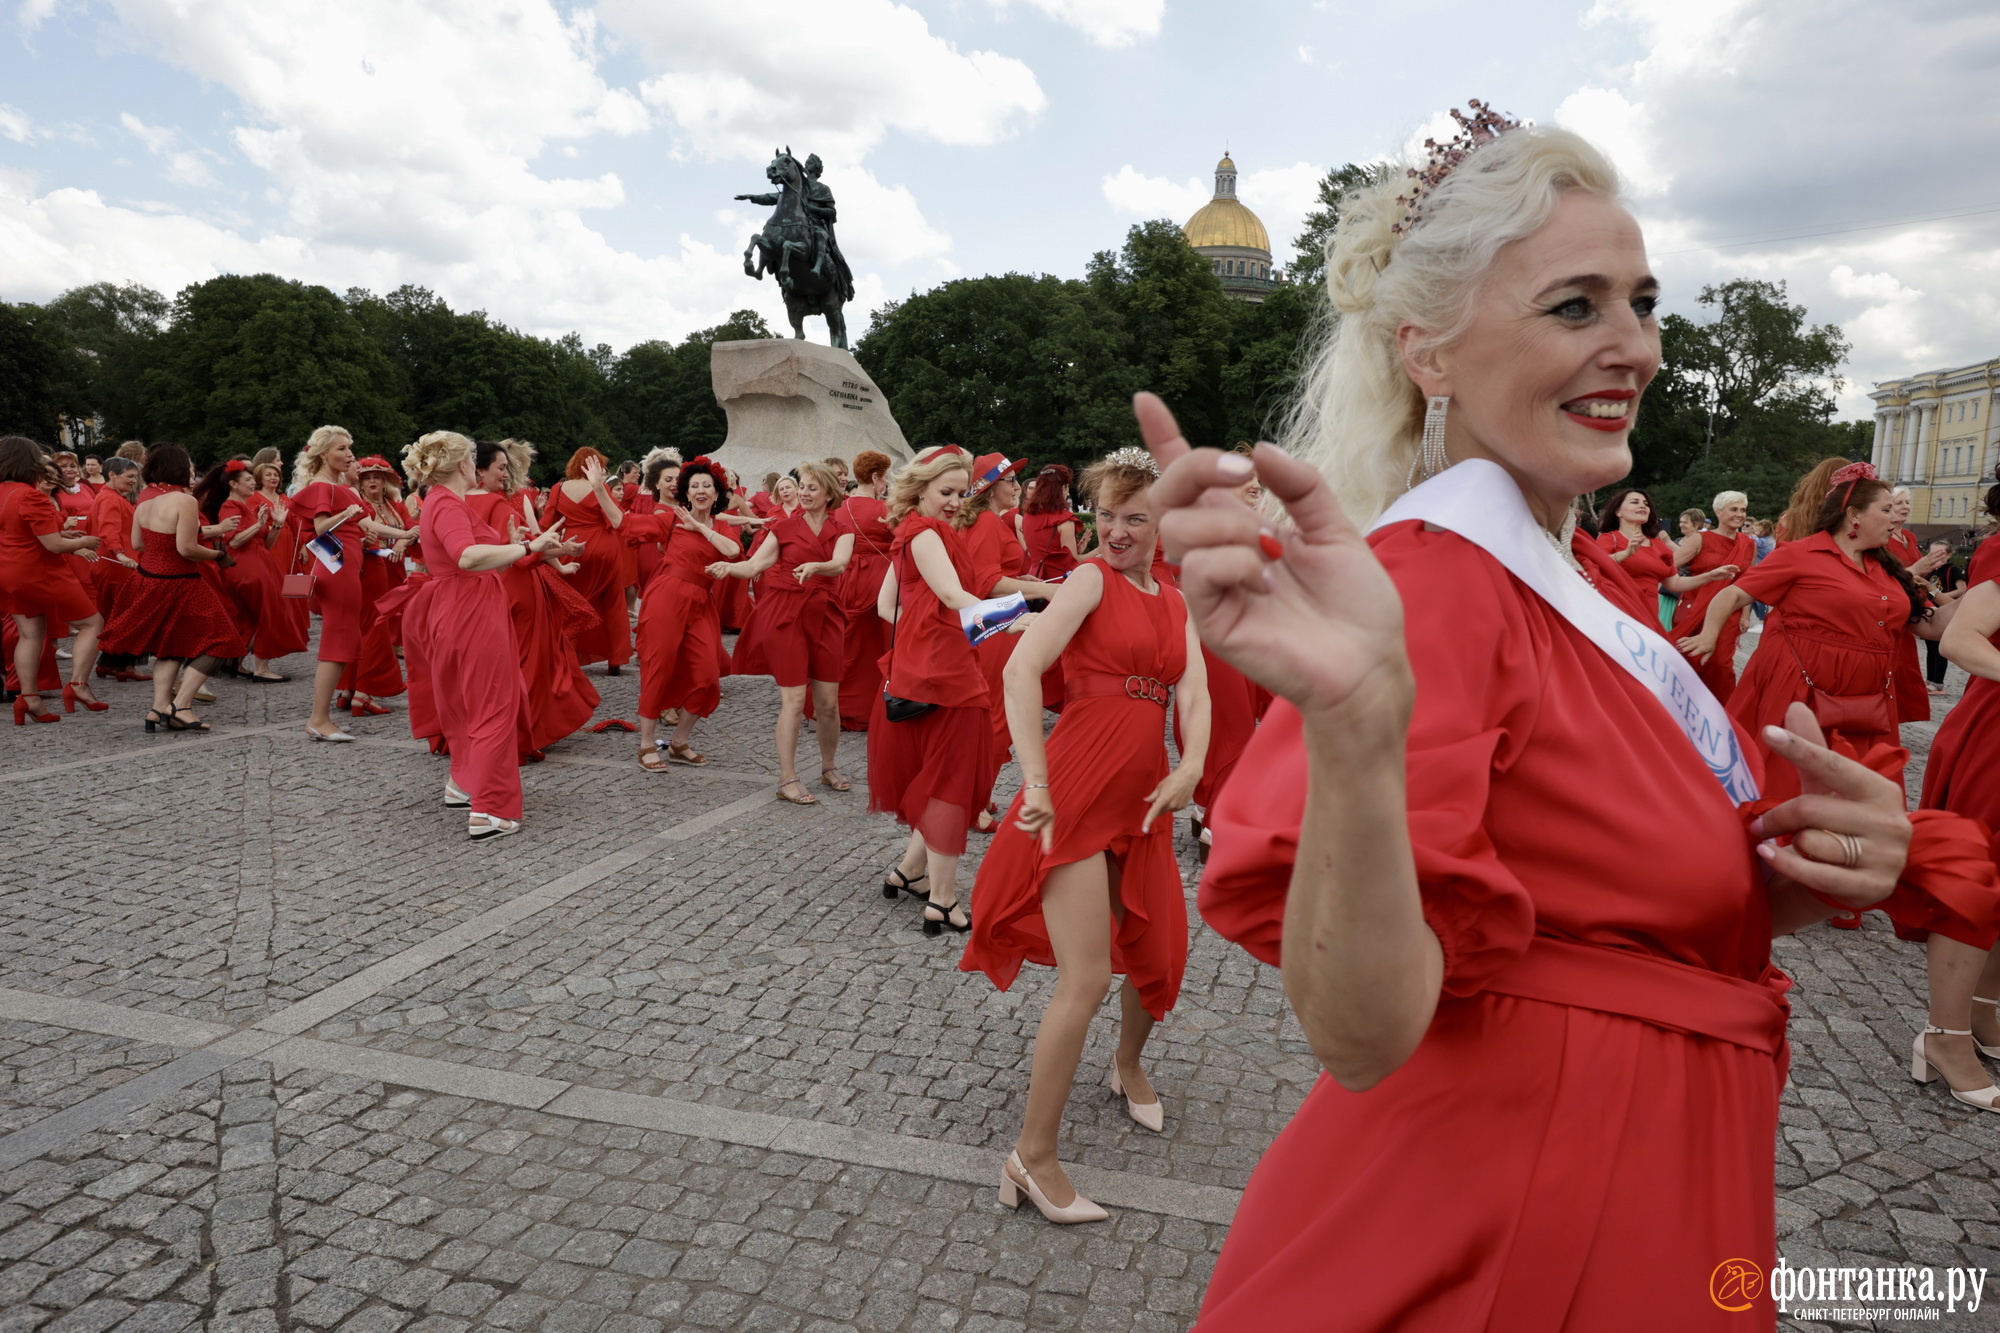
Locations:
143;708;170;733
882;867;928;902
923;899;971;936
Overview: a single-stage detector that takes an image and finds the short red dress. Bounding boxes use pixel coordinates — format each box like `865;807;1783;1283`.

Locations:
867;517;997;856
961;561;1190;1019
467;491;600;751
85;487;139;624
730;509;850;687
625;511;729;719
546;484;632;669
293;481;366;663
100;522;239;661
836;495;895;730
413;489;531;819
1595;530;1674;608
0;481;97;623
1022;509;1078;581
1922;537;2000;854
1886;527;1930;722
1668;527;1757;699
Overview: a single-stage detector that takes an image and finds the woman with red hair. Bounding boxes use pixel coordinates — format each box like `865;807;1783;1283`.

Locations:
1022;465;1079;581
543;447;631;673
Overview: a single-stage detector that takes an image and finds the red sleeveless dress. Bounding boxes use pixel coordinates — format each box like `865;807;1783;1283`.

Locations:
220;496;304;660
1022;509;1077;581
100;529;238;660
1668;528;1756;699
960;560;1190;1019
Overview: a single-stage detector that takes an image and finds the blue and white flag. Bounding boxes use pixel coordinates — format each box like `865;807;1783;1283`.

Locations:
306;531;345;573
961;593;1029;645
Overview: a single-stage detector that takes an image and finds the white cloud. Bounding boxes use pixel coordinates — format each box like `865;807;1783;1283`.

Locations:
1101;164;1208;221
605;1;1046;164
1553;87;1665;197
991;0;1164;47
0;104;32;143
118;112;218;187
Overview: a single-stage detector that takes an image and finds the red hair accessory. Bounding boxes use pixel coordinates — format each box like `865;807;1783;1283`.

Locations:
224;460;249;474
914;445;969;466
355;455;400;479
1828;460;1878;511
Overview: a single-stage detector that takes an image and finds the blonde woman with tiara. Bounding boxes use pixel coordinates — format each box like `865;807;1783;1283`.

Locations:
1139;105;1971;1325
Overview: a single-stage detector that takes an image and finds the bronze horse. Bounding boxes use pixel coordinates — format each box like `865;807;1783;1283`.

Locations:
739;148;850;349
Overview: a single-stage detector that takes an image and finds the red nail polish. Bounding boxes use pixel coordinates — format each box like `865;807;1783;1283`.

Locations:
1258;533;1283;561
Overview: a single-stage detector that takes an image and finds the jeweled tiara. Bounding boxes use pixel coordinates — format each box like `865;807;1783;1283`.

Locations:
1391;99;1528;237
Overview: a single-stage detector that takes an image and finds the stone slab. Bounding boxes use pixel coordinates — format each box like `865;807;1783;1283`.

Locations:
709;338;910;485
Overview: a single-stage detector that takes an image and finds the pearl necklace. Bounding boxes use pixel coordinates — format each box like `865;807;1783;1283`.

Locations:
1543;511;1597;587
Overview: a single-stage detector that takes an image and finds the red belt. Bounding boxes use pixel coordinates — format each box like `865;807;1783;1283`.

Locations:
667;567;716;589
1065;672;1172;707
1479;934;1791;1057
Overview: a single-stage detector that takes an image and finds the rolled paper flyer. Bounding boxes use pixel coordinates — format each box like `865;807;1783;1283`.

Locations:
961;592;1029;645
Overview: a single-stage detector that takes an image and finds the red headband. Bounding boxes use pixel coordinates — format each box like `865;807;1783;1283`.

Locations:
1827;460;1878;511
225;460;249;474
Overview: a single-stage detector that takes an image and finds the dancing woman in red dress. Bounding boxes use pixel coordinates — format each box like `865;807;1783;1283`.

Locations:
207;461;298;681
1142;121;1981;1330
294;426;407;742
718;461;855;803
1666;490;1756;696
338;457;415;714
870;447;999;934
836;451;895;730
0;438;104;722
1021;465;1079;581
403;431;568;839
100;444;239;732
84;458;143;677
543;448;631;673
623;458;738;770
1593;486;1675;624
962;450;1209;1224
1885;490;1947;722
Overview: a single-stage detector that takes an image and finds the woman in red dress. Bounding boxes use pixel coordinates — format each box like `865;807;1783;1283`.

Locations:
871;447;999;933
632;451;681;593
1885;488;1948;723
334;457;415;715
1186;456;1272;860
186;462;258;672
255;461;312;656
403;430;567;839
623;458;738;770
836;450;894;730
1021;465;1079;582
100;444;239;731
1593;486;1675;625
1925;474;2000;1094
962;449;1209;1223
211;461;299;681
543;447;631;673
294;426;401;741
0;437;104;722
1144;121;1974;1329
1667;490;1757;699
84;457;145;681
718;461;855;803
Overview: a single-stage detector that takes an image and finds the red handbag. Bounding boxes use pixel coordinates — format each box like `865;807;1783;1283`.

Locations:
281;538;314;599
1780;622;1894;736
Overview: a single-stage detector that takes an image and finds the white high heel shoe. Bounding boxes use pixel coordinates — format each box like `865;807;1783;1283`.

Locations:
998;1151;1107;1224
1971;997;2000;1059
1911;1027;2000;1112
443;778;471;809
1108;1063;1164;1133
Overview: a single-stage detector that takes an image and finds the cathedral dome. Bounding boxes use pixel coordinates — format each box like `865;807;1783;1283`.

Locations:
1184;197;1270;252
1182;152;1277;302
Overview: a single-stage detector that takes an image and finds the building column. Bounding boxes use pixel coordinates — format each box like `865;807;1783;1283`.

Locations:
1870;411;1888;471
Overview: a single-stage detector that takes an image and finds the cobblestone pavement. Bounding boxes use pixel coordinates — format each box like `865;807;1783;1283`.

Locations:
0;623;1996;1332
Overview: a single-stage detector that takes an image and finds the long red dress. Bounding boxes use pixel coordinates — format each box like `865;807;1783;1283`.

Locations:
729;509;850;686
85;487;139;627
342;497;408;698
293;481;365;664
1595;530;1674;610
961;561;1190;1018
194;517;252;661
466;491;600;752
413;489;531;819
1886;527;1930;722
265;491;313;651
217;498;287;663
1022;509;1078;582
0;481;98;625
1669;527;1757;700
547;484;631;669
958;508;1031;807
836;495;894;730
1922;538;2000;850
100;525;238;662
867;517;997;856
624;512;728;720
1196;522;1790;1331
712;514;755;632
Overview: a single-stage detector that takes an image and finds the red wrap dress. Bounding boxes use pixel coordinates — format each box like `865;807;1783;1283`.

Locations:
1886;527;1930;722
625;511;728;720
546;483;631;669
1668;527;1757;700
1196;521;1793;1331
836;495;894;730
0;481;98;630
467;491;600;752
867;517;997;855
961;561;1190;1019
85;487;139;627
293;481;365;664
413;489;531;819
730;509;850;686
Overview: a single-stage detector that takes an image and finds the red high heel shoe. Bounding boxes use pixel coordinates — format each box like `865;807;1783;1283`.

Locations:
13;694;60;725
62;682;109;713
349;699;390;717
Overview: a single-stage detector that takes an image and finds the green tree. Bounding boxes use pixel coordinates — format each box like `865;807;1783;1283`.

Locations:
40;281;170;443
1289;162;1398;288
1220;279;1315;445
602;310;773;460
1083;220;1237;449
0;302;83;442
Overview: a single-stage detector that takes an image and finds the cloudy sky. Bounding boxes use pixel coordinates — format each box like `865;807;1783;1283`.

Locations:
4;0;1997;417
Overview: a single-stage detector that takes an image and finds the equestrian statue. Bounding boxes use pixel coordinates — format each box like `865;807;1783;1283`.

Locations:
736;148;856;349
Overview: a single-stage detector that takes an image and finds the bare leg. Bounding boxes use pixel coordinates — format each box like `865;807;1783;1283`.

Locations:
810;679;841;780
309;660;345;732
1972;946;2000;1049
173;655;218;717
11;614;46;707
637;712;659;752
896;828;928;884
923;841;963;929
670;712;698;748
775;684;806;788
150;658;182;718
1923;936;1997;1091
1114;981;1159;1107
67;613;103;688
1011;853;1114;1209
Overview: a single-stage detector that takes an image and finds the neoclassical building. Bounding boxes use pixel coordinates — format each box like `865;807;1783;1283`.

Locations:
1869;359;2000;532
1184;154;1278;302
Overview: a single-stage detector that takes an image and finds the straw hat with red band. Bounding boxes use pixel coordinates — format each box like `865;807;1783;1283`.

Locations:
964;453;1028;499
354;455;401;481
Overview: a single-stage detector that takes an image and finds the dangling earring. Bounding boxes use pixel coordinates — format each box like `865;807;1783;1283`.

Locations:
1847;521;1860;539
1408;396;1452;487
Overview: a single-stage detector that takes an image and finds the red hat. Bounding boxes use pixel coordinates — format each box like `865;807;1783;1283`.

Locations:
354;455;400;480
964;453;1027;499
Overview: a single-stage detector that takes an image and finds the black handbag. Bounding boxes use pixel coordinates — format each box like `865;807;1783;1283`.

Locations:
882;549;937;723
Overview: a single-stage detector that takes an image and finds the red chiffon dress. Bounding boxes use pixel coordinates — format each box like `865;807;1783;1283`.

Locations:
628;493;664;591
836;495;894;729
343;497;409;698
961;561;1190;1019
222;497;305;661
546;484;631;669
1023;509;1078;581
1886;527;1930;722
1595;530;1674;612
100;523;238;663
1668;528;1757;700
712;520;754;632
266;492;314;650
867;517;998;855
85;487;138;625
624;512;728;721
1196;522;1793;1331
616;482;643;599
466;490;600;752
1922;538;2000;870
413;489;531;819
962;508;1029;771
293;481;365;664
0;481;98;629
730;509;850;686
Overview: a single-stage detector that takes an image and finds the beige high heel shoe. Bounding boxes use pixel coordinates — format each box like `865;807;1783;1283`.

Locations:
998;1151;1107;1224
1971;997;2000;1059
1108;1063;1164;1133
1911;1027;2000;1112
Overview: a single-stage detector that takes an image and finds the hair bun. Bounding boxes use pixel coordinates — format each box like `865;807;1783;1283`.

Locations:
1324;186;1403;316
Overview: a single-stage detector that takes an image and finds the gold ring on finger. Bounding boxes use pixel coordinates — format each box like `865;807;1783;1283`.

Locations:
1819;830;1863;869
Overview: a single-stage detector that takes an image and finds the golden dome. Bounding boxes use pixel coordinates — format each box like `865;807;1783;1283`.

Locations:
1183;197;1269;253
1216;153;1236;174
